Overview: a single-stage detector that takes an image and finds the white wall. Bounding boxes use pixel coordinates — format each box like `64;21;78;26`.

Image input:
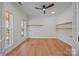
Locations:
4;3;28;55
0;2;5;55
56;7;73;25
28;16;56;38
0;3;2;53
56;5;73;46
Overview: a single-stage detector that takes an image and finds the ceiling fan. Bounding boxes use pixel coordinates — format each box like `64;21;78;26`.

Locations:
35;3;54;14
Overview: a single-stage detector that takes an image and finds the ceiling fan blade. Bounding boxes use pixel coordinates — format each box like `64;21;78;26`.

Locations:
46;3;54;9
35;7;42;10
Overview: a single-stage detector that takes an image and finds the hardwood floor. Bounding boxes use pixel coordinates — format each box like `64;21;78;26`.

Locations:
6;38;72;56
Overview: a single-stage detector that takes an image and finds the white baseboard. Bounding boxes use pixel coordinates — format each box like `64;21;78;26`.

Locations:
28;37;57;39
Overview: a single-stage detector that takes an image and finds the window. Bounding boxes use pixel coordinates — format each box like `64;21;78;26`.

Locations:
5;11;13;48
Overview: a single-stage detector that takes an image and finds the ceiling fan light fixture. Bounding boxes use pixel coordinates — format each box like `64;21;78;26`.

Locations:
43;9;46;11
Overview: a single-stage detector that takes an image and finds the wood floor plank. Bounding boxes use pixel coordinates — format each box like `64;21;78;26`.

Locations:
6;38;72;56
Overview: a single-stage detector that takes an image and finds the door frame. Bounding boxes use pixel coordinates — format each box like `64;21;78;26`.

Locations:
72;2;79;56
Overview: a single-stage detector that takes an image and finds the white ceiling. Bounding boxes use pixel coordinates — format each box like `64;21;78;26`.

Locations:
18;2;72;17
